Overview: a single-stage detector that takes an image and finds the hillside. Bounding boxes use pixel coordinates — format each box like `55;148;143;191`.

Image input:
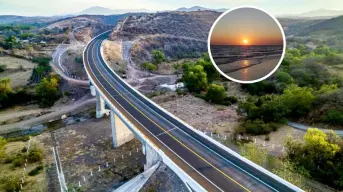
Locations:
300;15;343;34
110;11;220;65
0;15;67;26
113;11;220;40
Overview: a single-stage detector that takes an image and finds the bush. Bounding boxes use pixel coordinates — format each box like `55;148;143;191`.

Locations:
152;50;165;64
12;155;25;167
27;148;43;163
28;165;44;176
226;96;238;104
322;110;343;125
1;175;20;192
141;62;157;71
0;64;6;72
205;84;226;104
237;119;281;135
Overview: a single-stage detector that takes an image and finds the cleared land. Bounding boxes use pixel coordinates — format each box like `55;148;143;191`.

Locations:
0;56;37;88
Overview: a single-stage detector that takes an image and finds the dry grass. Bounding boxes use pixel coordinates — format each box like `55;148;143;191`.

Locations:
102;40;126;74
0;141;47;192
0;56;37;88
0;56;36;69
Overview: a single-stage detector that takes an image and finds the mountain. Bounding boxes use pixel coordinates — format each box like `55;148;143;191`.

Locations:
176;6;226;12
279;9;343;19
79;6;151;15
0;15;69;25
299;9;343;17
300;15;343;34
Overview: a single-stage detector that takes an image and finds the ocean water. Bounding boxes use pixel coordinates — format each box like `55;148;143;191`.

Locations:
210;45;283;81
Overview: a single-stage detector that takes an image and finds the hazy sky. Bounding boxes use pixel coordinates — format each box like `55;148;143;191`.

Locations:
0;0;343;16
211;8;283;45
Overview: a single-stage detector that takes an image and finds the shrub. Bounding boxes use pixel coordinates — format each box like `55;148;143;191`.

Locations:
1;175;20;192
238;119;281;135
152;50;165;64
322;110;343;125
141;62;157;71
226;96;238;104
0;64;6;72
27;148;43;163
12;156;25;167
206;84;226;104
28;165;44;176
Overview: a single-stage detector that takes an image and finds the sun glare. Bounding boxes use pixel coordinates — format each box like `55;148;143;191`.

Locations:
243;38;249;45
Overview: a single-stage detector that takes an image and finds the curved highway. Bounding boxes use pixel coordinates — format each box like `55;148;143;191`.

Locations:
84;31;302;192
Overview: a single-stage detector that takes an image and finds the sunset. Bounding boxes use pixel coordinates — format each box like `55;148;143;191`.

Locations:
209;7;285;82
243;38;249;45
210;8;283;46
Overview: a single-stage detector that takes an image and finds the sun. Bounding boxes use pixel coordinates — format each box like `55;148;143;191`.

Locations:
243;38;249;45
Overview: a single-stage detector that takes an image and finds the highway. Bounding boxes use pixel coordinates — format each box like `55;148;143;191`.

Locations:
84;31;300;192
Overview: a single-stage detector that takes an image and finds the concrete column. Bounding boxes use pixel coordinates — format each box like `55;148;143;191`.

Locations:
142;142;161;171
110;110;135;148
90;85;96;96
96;92;106;118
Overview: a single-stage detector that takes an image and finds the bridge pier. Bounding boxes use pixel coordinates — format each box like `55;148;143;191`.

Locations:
142;141;161;171
90;84;96;96
96;92;106;118
110;110;135;148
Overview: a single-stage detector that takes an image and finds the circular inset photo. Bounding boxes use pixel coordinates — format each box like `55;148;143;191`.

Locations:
208;6;286;83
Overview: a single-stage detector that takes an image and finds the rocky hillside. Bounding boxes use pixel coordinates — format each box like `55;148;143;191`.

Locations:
113;11;219;40
110;11;220;65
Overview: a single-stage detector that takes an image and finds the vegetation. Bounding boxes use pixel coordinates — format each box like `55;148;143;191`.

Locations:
205;84;226;103
0;64;6;72
142;62;157;71
239;142;311;191
286;128;343;189
152;50;165;65
237;45;343;134
28;165;44;176
36;77;60;107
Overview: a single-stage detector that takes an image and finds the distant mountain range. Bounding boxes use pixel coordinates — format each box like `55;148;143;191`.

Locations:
280;9;343;18
176;6;226;12
79;6;151;15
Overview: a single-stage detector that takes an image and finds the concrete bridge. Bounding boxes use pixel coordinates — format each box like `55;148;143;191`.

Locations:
83;31;304;192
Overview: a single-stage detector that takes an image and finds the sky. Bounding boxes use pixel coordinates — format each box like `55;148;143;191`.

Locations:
210;8;283;46
0;0;343;16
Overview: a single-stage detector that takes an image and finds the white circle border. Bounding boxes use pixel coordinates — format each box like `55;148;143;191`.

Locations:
207;6;286;84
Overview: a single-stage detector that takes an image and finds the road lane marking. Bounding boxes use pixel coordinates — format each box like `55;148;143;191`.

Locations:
156;127;177;137
89;38;251;192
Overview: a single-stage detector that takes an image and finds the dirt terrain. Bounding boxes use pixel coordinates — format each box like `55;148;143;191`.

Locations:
0;56;37;88
49;117;144;191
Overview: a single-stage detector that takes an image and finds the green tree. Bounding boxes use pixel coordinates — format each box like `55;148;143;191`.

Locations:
152;50;165;65
206;84;226;104
182;64;207;93
279;84;315;117
36;77;60;107
142;62;157;71
196;57;220;83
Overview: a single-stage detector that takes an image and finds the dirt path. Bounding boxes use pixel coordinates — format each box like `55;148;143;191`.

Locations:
0;97;95;134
